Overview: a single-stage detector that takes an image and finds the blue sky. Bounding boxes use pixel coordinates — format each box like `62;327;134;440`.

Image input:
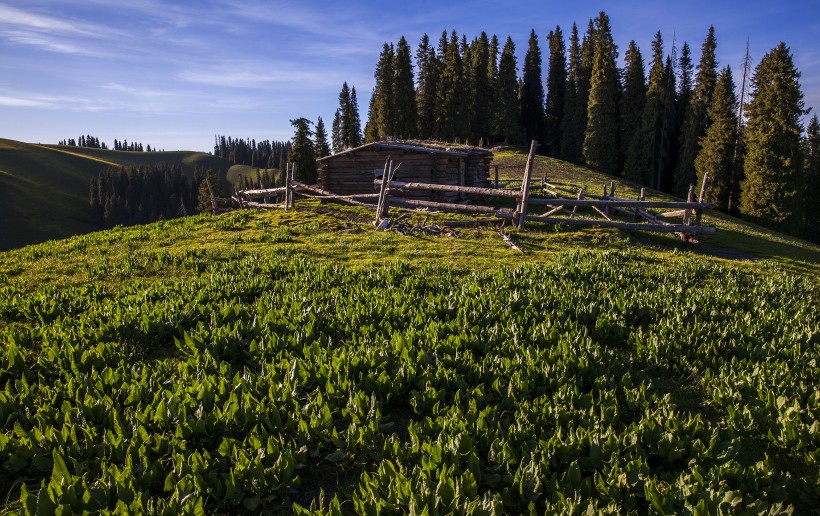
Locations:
1;0;818;152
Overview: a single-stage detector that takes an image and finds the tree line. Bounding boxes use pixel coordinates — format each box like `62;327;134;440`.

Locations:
213;135;292;170
58;136;161;152
88;164;224;228
353;13;817;241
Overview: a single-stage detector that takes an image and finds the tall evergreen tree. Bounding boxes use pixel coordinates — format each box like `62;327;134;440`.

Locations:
625;31;670;188
393;36;417;139
560;23;582;162
583;12;620;175
740;43;806;230
544;26;567;157
314;116;330;158
469;32;493;144
415;34;439;139
487;34;500;142
365;43;396;141
660;55;679;191
802;115;820;241
619;41;646;175
520;29;545;146
436;30;468;141
331;109;343;153
677;42;694;133
694;66;738;211
288;117;317;184
348;87;362;147
494;37;521;144
674;26;718;195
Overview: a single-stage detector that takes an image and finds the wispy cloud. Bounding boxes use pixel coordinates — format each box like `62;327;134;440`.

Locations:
0;95;52;107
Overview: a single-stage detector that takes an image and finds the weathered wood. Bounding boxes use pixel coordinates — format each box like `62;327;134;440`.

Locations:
387;197;513;216
518;140;537;229
243;201;286;209
520;215;716;234
570;189;582;218
375;179;522;198
239;186;288;198
683;184;695;226
523;198;714;209
695;172;709;227
657;209;686;218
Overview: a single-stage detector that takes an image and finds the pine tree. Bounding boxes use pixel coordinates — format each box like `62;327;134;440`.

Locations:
802;115;820;241
331;109;343;153
619;41;646;175
494;37;521;144
348;87;362;147
660;55;678;191
393;36;417;139
695;66;738;211
740;43;806;230
487;34;500;143
544;26;566;157
674;26;718;195
583;12;620;175
625;31;670;188
520;29;545;146
196;169;223;214
436;30;468;141
415;34;439;139
366;44;396;141
469;32;492;144
289;117;317;184
314;116;330;158
560;23;582;162
677;42;694;134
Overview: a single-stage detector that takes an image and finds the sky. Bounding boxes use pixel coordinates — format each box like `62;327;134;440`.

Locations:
1;0;818;153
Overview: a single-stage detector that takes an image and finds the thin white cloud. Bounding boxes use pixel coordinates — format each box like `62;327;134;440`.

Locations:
0;95;52;107
0;3;121;38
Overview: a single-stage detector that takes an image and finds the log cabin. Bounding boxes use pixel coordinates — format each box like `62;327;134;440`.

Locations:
317;140;493;201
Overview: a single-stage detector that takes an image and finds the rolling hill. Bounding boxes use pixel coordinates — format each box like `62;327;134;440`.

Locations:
0;139;232;250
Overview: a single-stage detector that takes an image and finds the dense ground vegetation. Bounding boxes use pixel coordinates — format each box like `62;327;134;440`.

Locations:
0;203;817;513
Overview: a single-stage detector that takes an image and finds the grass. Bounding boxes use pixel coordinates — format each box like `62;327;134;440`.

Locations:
0;139;230;251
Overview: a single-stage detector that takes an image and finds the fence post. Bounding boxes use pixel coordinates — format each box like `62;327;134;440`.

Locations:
683;184;695;226
517;140;537;230
695;172;709;227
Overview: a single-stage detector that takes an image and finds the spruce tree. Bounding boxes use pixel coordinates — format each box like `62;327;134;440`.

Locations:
520;29;545;146
196;170;223;214
660;55;678;191
314;116;330;158
625;31;670;188
802;115;820;241
469;32;492;144
289;118;317;184
695;66;738;211
487;34;500;143
393;36;417;139
331;109;343;153
619;41;646;175
415;34;439;139
674;26;718;195
494;37;521;144
333;83;352;151
560;23;582;162
366;44;396;141
583;12;620;175
740;43;806;230
348;87;362;147
544;26;566;157
436;30;468;141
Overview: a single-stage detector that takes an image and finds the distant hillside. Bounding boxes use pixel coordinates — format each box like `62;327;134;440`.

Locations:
0;139;231;250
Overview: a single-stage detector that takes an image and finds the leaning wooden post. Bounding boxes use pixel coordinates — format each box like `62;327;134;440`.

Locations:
290;163;297;209
494;164;500;188
682;184;695;226
205;177;218;214
375;159;392;224
517;140;537;229
694;172;709;227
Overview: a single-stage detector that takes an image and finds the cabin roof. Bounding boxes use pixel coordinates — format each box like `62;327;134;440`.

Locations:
318;139;493;161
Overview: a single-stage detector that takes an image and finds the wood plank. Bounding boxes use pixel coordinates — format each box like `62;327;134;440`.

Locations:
387;197;513;216
518;140;537;229
375;179;522;198
520;215;716;234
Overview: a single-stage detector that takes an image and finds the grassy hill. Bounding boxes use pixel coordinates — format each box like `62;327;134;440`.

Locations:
0;139;231;250
0;198;817;513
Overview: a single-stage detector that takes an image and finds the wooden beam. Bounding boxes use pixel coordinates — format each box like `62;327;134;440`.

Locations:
522;198;714;209
518;140;537;229
387;197;513;216
520;215;716;234
376;179;522;198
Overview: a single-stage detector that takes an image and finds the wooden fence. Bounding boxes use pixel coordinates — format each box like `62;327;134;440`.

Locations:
233;142;716;240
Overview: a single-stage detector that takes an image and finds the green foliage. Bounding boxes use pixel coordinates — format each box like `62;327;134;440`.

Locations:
314;117;330;159
288;118;317;184
675;26;718;196
740;43;806;230
582;12;620;175
695;66;738;211
196;169;224;214
435;31;469;141
560;23;584;163
619;41;646;174
331;83;362;153
544;26;567;157
468;32;493;145
520;29;545;146
802;115;820;242
393;37;417;140
0;232;817;513
415;34;439;140
494;37;521;144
